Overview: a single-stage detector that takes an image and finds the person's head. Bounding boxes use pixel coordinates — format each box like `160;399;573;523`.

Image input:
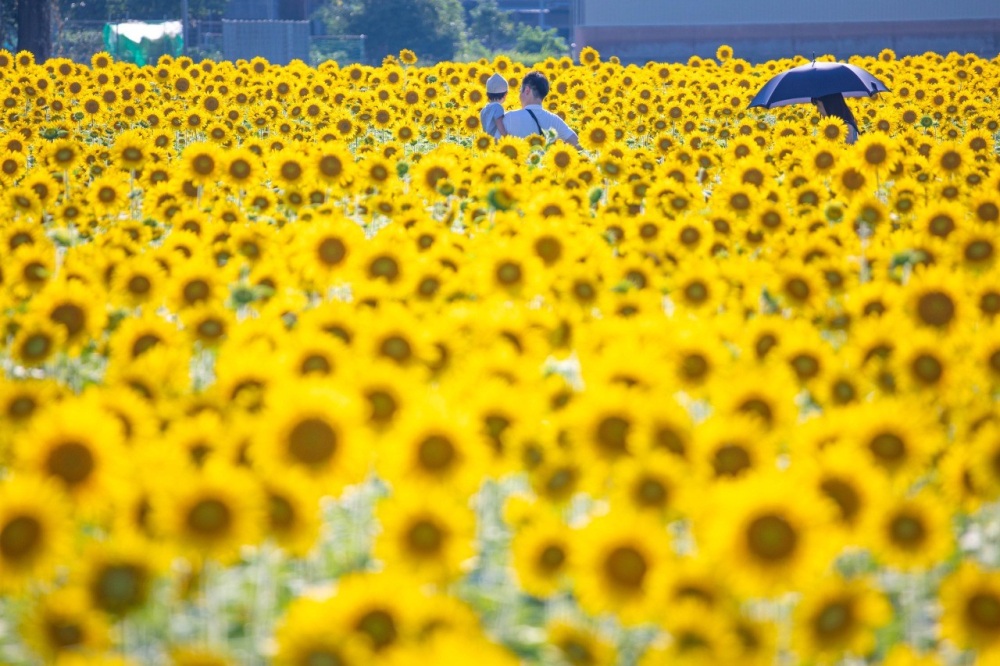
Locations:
520;71;549;106
486;73;508;103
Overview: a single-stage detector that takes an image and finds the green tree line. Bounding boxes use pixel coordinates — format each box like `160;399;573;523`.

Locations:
3;0;567;65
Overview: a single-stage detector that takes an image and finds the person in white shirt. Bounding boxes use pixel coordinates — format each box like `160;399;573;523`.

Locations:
502;71;581;149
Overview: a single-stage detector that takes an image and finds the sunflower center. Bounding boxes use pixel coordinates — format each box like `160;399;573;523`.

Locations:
0;514;42;562
369;256;399;281
127;275;151;295
604;545;648;590
46;441;95;486
366;390;397;424
269;494;295;529
303;651;343;666
966;592;1000;631
558;639;595;666
596;416;630;456
713;444;752;477
814;600;854;639
183;279;210;305
356;609;397;650
8;396;37;420
916;291;955;327
820;478;861;523
192;154;215;175
496;261;523;286
635;477;668;507
132;333;161;358
791;354;820;380
418;435;455;471
186;498;232;536
965;240;994;263
539;544;566;572
300;354;332;375
746;514;798;561
869;433;905;466
51;303;85;337
318;155;343;178
93;563;147;614
46;620;84;648
22;333;53;361
407;519;443;554
379;335;412;363
864;145;887;166
288;417;337;466
317;238;346;266
911;354;943;384
680;353;709;380
889;514;926;548
683;281;708;303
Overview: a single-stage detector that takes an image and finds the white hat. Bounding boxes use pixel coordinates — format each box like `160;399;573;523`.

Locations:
486;73;508;94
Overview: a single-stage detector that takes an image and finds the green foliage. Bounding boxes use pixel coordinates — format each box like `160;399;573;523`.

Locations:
467;0;515;52
513;24;566;58
344;0;466;65
88;0;225;20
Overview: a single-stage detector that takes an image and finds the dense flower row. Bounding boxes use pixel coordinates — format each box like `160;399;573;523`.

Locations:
1;45;1000;665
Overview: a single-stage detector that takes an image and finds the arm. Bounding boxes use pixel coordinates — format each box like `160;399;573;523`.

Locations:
495;115;508;137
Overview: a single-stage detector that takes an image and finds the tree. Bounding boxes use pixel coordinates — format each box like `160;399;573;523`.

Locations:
344;0;465;65
513;24;567;60
18;0;53;60
467;0;514;52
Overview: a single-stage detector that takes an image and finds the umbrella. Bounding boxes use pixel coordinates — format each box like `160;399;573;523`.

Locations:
748;60;890;110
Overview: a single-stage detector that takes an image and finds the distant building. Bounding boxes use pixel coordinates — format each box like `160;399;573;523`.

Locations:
569;0;1000;63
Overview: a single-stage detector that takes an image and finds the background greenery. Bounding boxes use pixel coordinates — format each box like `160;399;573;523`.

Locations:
4;0;569;65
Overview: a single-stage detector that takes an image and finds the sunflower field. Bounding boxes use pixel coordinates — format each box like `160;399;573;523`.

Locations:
1;43;1000;664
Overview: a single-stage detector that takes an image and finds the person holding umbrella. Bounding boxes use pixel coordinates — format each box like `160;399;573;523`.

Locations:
749;59;889;145
813;93;859;145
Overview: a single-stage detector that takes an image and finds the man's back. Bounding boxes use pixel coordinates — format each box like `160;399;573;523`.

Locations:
505;105;578;145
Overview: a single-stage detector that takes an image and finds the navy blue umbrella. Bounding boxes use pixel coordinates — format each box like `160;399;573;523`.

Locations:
748;61;890;109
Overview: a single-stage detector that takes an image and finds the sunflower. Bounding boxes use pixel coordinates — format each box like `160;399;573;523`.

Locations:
645;601;741;665
330;571;422;653
854;133;898;175
251;382;368;490
374;484;475;583
939;562;1000;656
19;585;111;660
13;397;126;517
0;473;72;592
377;399;487;495
257;468;323;557
510;511;572;598
273;597;374;666
609;451;688;518
570;511;672;625
78;532;163;617
863;489;953;571
928;139;971;179
697;470;836;597
154;461;264;564
542;620;617;666
107;311;181;363
110;129;149;172
692;413;772;482
791;575;891;663
9;314;66;368
220;146;261;190
179;142;223;186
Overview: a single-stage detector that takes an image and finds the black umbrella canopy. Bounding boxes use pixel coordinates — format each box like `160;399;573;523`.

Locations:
749;61;891;109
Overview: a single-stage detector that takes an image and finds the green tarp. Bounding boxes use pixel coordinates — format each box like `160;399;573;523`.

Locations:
103;21;183;66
